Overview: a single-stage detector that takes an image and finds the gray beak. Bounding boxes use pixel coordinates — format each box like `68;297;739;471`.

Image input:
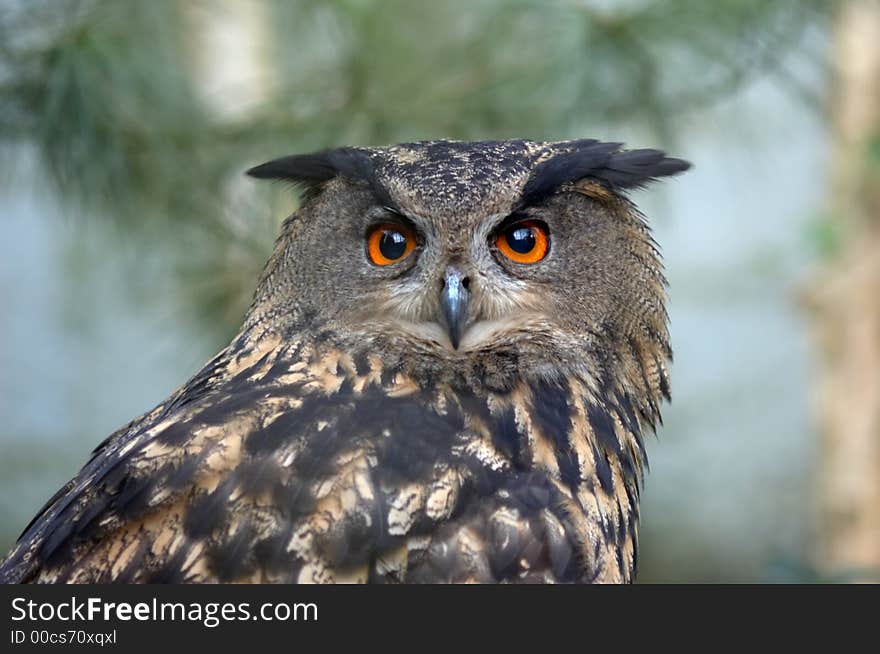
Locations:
440;268;470;349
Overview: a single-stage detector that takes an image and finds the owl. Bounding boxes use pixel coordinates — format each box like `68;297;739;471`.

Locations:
1;139;688;584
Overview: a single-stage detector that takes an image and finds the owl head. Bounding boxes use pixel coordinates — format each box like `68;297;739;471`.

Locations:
245;139;688;394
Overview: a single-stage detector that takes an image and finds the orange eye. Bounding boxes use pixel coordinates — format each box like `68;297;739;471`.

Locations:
495;221;549;264
367;224;416;266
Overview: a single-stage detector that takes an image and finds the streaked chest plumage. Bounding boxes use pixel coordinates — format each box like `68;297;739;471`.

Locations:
4;333;648;584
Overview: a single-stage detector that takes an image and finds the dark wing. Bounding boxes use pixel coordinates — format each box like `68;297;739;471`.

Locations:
1;335;631;583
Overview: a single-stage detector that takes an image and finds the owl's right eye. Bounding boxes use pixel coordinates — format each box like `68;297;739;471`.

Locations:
367;224;416;266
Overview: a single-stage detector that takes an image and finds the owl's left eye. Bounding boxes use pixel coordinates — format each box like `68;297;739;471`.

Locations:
367;224;416;266
495;220;549;264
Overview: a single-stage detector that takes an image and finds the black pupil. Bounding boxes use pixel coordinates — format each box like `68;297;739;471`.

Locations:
505;225;536;254
379;230;408;260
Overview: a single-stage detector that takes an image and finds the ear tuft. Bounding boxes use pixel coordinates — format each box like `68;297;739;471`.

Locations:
246;152;342;183
246;147;390;203
598;148;691;188
522;141;690;207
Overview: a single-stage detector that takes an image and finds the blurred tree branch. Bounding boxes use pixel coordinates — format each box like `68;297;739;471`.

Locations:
805;0;880;582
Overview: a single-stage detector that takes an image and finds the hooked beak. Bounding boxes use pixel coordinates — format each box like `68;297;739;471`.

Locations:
440;268;470;349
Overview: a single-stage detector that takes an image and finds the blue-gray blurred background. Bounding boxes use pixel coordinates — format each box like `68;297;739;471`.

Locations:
2;0;879;582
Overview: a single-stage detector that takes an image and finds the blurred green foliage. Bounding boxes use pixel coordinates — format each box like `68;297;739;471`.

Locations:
805;211;846;260
866;131;880;223
0;0;832;340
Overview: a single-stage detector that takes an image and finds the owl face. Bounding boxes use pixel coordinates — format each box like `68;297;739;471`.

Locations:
247;140;687;386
